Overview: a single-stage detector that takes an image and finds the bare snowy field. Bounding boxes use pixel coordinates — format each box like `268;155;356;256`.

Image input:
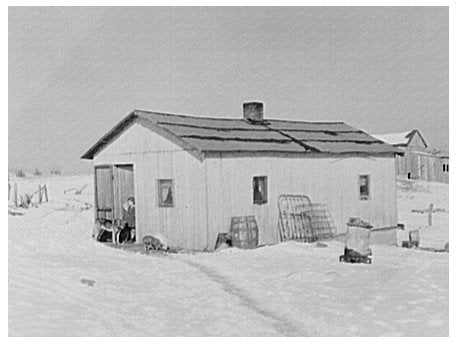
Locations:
8;175;448;336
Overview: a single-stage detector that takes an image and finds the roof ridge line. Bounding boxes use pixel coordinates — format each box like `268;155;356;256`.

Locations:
135;109;348;125
135;109;245;122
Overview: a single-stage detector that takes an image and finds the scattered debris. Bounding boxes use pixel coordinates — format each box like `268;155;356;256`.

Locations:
347;217;372;228
403;237;448;253
409;230;420;248
19;194;34;209
56;199;92;212
417;247;448;253
64;184;88;195
8;210;24;216
215;233;232;250
15;169;26;178
315;242;328;248
402;230;420;249
402;240;413;248
80;278;95;287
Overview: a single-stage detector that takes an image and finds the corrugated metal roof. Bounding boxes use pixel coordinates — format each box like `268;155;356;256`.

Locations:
81;109;401;160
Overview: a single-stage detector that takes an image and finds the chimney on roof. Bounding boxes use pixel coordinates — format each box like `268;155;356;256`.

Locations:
243;102;264;123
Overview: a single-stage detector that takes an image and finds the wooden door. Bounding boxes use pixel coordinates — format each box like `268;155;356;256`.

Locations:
114;165;135;221
94;165;114;221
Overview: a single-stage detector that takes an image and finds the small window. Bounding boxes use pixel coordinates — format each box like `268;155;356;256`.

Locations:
443;164;446;172
446;164;449;173
359;175;370;200
253;176;268;205
158;179;174;207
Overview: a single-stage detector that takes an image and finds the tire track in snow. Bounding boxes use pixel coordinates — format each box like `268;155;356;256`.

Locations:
174;258;308;337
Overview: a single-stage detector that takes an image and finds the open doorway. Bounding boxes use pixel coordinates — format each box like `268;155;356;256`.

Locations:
94;164;135;243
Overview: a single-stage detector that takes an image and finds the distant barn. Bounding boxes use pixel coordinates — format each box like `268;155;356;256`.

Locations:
82;102;402;251
373;130;449;184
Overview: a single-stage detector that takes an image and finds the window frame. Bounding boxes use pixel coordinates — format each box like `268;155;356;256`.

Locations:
253;176;268;205
359;175;371;201
157;179;174;207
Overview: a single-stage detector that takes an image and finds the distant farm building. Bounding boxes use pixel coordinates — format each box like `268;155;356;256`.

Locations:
373;130;448;184
82;103;402;251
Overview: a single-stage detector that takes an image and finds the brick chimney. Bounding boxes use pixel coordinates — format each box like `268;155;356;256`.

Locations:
243;102;264;123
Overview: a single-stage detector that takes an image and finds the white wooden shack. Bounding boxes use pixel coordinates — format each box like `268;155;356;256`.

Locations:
82;102;402;251
373;130;449;183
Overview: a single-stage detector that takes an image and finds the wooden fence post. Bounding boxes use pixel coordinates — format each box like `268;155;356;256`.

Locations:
44;184;48;202
13;183;18;207
428;203;434;226
38;185;43;204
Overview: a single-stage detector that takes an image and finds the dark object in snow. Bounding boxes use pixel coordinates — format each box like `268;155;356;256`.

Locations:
8;210;24;216
402;230;420;249
316;242;327;248
340;218;372;264
340;247;372;264
409;230;420;248
402;240;413;248
15;169;26;178
347;217;373;229
19;194;33;208
397;223;405;230
215;233;232;250
230;216;259;249
64;184;88;195
81;278;95;287
418;246;448;253
143;235;164;251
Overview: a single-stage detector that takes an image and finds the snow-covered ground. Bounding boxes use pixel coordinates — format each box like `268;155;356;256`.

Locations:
8;175;448;336
396;178;449;250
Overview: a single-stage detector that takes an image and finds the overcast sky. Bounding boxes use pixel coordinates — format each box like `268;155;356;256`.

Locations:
9;6;448;174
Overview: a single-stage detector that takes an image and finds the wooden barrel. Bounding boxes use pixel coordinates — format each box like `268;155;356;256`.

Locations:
230;216;259;249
